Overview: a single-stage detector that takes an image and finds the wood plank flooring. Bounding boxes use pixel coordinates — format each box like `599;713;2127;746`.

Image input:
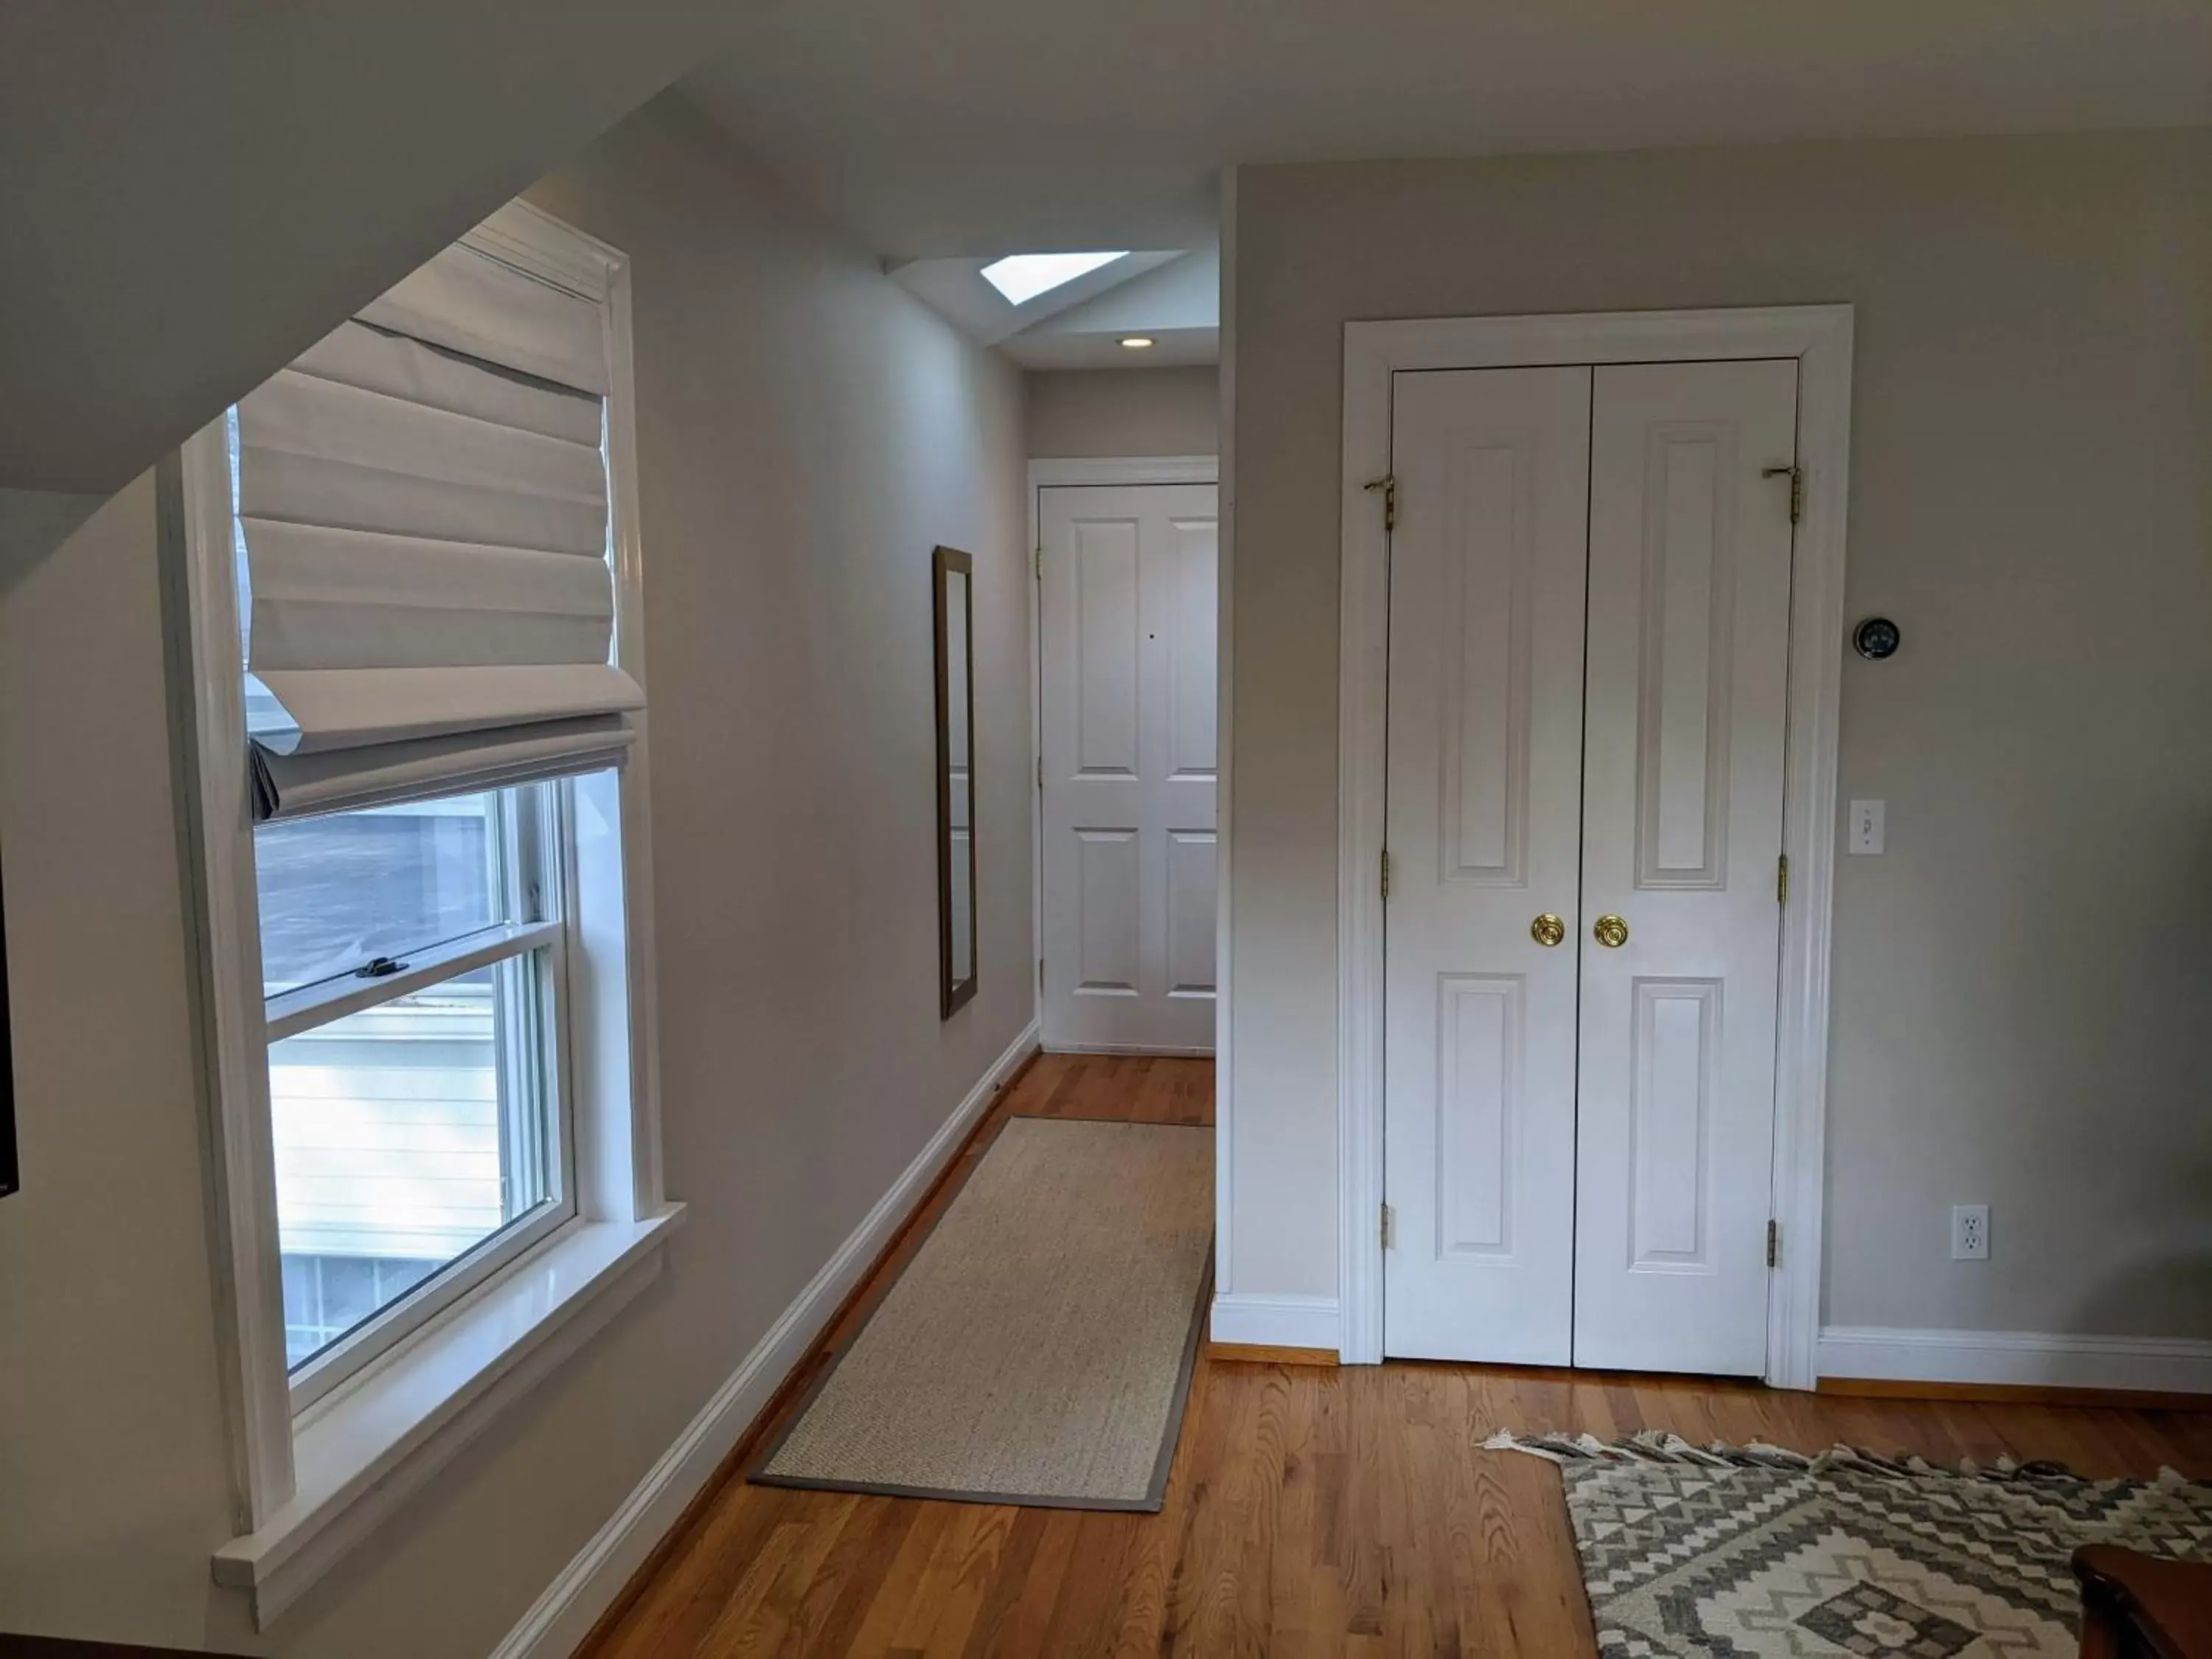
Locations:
582;1052;2212;1658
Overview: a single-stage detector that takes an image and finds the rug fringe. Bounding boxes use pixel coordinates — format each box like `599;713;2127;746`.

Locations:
1482;1429;1809;1470
1480;1429;2199;1490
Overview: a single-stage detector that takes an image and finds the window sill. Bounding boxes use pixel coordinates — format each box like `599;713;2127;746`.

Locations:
212;1206;684;1626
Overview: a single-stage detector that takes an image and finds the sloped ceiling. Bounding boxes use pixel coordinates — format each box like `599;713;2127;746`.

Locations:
0;0;740;495
886;246;1220;366
12;0;2208;496
681;0;2212;257
887;250;1186;347
999;246;1220;369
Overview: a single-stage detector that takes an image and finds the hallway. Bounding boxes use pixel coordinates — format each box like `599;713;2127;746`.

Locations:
580;1054;2212;1657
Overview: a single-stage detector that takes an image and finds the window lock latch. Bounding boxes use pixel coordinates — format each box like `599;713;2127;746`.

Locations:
356;956;408;979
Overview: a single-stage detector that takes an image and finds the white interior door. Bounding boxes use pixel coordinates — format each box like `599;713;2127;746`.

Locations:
1039;482;1218;1053
1571;359;1798;1375
1382;367;1590;1364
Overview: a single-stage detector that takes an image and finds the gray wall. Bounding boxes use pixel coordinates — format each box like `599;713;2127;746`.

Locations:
0;92;1032;1652
1225;131;2212;1338
0;488;105;566
1026;366;1219;459
0;474;241;1644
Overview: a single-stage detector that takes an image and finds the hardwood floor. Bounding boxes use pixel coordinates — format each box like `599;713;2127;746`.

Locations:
582;1052;2212;1658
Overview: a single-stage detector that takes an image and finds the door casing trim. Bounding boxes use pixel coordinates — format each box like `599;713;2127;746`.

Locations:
1337;307;1853;1386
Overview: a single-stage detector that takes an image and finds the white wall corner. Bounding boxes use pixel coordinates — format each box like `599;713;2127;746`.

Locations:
487;1020;1040;1659
1209;1293;1341;1353
1818;1326;2212;1395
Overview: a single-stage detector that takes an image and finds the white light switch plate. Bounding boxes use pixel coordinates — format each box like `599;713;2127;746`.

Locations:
1848;799;1885;855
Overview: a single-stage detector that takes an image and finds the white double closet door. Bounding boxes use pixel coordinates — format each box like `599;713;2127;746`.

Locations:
1382;359;1798;1376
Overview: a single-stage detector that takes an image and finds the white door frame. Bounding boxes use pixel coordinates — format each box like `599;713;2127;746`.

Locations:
1337;307;1853;1387
1026;456;1221;1054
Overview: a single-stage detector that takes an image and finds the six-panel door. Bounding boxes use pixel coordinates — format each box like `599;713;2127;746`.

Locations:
1040;483;1219;1053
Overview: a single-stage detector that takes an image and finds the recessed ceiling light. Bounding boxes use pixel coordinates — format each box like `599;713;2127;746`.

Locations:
979;251;1127;306
1119;335;1156;350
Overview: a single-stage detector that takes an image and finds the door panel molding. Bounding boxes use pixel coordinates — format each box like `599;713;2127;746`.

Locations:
1627;975;1723;1272
1340;307;1853;1385
1633;422;1737;890
1441;437;1537;888
1434;972;1524;1261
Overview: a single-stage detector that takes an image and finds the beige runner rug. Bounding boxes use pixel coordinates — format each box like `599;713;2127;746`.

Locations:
753;1116;1213;1511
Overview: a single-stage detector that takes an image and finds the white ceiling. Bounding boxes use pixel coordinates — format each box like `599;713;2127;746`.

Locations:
680;0;2212;258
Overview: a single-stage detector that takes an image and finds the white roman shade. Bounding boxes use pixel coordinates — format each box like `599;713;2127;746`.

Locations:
237;240;639;821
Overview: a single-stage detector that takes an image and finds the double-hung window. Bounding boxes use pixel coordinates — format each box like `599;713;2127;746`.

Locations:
169;202;676;1627
260;782;571;1398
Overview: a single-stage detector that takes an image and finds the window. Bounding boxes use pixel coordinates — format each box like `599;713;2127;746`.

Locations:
260;785;574;1399
173;201;675;1626
978;250;1127;305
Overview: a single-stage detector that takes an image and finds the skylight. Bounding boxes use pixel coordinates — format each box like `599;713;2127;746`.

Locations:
979;251;1127;307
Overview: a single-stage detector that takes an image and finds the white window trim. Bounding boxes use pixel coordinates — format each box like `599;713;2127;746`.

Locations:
161;200;681;1628
262;916;561;1043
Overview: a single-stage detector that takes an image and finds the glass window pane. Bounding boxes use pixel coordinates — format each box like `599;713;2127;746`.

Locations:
271;950;556;1371
255;794;511;996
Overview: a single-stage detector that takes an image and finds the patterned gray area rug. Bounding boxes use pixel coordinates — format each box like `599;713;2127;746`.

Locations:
1489;1430;2212;1658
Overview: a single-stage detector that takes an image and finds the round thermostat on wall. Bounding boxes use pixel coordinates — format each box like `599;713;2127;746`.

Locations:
1853;616;1901;660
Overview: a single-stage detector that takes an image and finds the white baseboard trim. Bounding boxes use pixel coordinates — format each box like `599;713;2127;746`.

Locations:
488;1020;1040;1659
1818;1325;2212;1394
1209;1293;1341;1353
1042;1041;1215;1057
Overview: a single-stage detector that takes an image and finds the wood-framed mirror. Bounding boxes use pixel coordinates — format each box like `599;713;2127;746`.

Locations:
933;546;978;1018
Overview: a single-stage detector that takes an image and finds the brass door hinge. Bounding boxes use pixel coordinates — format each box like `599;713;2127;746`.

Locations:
1778;853;1789;905
1380;848;1391;902
1767;1219;1781;1268
1038;958;1046;990
1381;1203;1395;1250
1034;546;1043;581
1763;465;1804;524
1364;473;1397;532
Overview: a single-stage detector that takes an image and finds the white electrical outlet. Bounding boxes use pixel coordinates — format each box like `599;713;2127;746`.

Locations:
1848;799;1886;855
1952;1204;1989;1261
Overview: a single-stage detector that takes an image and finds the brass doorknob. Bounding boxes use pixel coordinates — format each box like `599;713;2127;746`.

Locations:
1530;913;1565;947
1593;914;1630;949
